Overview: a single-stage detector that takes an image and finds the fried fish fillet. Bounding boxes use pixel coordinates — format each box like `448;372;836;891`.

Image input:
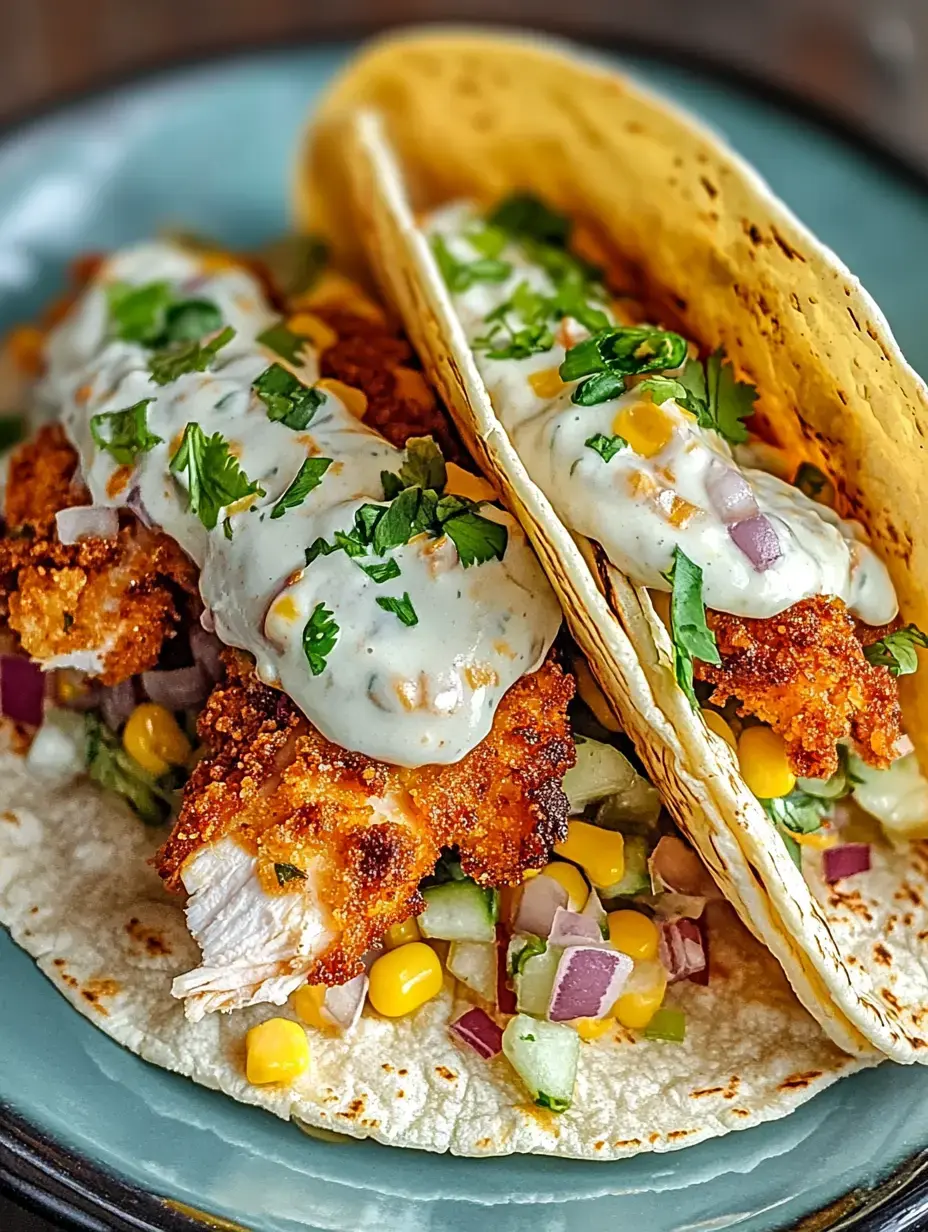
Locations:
156;650;574;1018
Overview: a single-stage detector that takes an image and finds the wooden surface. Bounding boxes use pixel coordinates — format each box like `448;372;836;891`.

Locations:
0;0;927;172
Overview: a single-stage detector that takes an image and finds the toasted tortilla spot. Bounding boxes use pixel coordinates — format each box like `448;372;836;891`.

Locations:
435;1065;457;1082
778;1070;823;1091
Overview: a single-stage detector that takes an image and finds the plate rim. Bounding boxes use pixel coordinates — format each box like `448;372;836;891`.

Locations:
2;32;928;1232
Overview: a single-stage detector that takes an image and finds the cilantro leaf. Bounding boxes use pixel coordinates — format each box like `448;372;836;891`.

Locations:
163;299;223;342
636;376;690;406
763;789;831;835
305;537;337;566
585;433;627;463
376;592;419;627
371;486;420;555
661;546;721;708
85;713;177;825
302;602;338;675
358;558;401;583
397;437;447;492
439;502;508;568
488;194;570;247
149;325;236;385
431;234;511;293
464;223;509;259
864;624;928;676
274;862;306;886
270;457;332;520
560;326;688;405
690;350;756;445
169;422;264;530
90;399;162;465
107;281;174;344
257;321;309;364
253;363;326;430
335;527;367;558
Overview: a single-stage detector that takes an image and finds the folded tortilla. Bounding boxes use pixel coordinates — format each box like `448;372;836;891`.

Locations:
298;27;928;1062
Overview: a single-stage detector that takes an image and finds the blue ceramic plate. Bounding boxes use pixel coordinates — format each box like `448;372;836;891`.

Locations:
3;41;928;1232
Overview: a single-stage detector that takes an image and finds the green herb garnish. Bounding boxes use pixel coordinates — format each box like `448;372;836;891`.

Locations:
376;592;418;627
169;422;264;531
302;602;339;675
257;321;310;364
395;437;447;493
488;194;570;247
270;457;332;520
305;537;337;566
90;399;162;465
585;433;627;463
274;862;307;886
437;496;508;567
253;363;326;430
662;546;721;708
560;326;688;405
85;713;178;825
148;325;235;385
763;789;831;868
864;624;928;676
474;282;556;361
163;299;223;342
107;280;223;347
358;558;401;583
535;1091;570;1113
431;234;511;293
643;1007;686;1043
675;351;756;446
255;234;328;297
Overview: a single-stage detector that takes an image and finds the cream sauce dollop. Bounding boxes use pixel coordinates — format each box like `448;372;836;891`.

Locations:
43;242;561;767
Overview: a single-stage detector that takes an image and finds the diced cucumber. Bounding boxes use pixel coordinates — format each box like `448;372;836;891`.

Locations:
447;941;497;1002
514;942;562;1016
564;737;644;812
418;878;498;943
593;783;662;834
598;835;650;899
502;1014;579;1112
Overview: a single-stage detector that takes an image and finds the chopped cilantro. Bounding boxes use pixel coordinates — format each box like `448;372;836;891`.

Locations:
169;422;264;531
396;437;447;492
376;591;418;627
274;862;307;886
535;1091;569;1112
85;713;178;825
334;527;367;558
148;325;235;385
302;602;339;675
585;433;627;463
431;234;511;293
474;282;555;361
488;194;570;247
763;789;831;835
358;558;401;583
560;326;688;405
253;363;326;430
674;351;756;446
661;546;721;708
305;537;337;566
270;457;332;520
254;234;328;298
90;399;162;465
510;935;547;976
464;223;509;259
163;299;223;342
257;321;309;364
864;624;928;676
635;375;690;406
438;498;508;567
106;280;174;344
0;415;25;452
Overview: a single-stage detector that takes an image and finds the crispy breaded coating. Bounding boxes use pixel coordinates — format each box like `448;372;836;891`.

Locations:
0;425;198;683
696;595;902;779
157;650;574;986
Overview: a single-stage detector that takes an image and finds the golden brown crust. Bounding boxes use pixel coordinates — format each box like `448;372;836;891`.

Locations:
696;596;903;779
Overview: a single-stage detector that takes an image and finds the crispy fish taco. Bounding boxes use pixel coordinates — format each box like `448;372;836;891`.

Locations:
0;226;867;1155
300;28;928;1062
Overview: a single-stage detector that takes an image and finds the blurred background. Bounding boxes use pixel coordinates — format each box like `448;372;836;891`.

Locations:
0;0;926;174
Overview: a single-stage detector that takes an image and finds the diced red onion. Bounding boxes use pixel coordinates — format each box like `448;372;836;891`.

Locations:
706;460;758;525
822;843;871;884
450;1007;504;1059
548;906;607;948
511;874;568;937
659;918;708;985
728;515;781;572
142;665;210;711
548;945;632;1021
321;973;368;1032
189;624;224;682
1;656;45;726
99;678;137;731
496;924;517;1015
55;505;119;544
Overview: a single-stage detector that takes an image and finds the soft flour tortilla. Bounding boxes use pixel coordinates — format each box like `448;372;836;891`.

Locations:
296;28;928;1062
0;742;867;1158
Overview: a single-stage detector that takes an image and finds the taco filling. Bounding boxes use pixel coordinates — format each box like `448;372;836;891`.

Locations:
421;193;928;872
0;236;730;1112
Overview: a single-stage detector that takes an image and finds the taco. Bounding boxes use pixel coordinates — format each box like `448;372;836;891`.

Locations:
0;227;867;1157
299;28;928;1063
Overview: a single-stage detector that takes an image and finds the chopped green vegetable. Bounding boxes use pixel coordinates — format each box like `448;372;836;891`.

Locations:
643;1007;686;1042
169;422;264;531
85;713;178;825
438;498;508;567
488;193;570;247
305;537;337;566
270;457;332;520
464;223;509;259
357;558;401;583
418;878;498;943
257;321;309;364
635;375;690;406
474;282;555;361
585;433;627;463
502;1013;579;1112
510;935;547;977
302;602;339;676
864;624;928;676
274;862;306;886
148;325;235;385
763;789;831;835
560;326;688;406
432;234;511;293
396;436;447;493
90;399;162;465
254;233;328;297
163;299;223;343
376;591;418;627
253;363;326;430
661;547;721;708
672;351;756;446
106;280;174;344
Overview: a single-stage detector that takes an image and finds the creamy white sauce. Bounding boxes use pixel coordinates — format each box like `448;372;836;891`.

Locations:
44;241;561;767
425;203;898;626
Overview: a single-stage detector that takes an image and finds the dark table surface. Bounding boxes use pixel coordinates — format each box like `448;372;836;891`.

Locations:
1;1;927;1228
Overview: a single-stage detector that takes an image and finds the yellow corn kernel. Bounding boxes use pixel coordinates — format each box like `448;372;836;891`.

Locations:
393;366;435;410
245;1017;310;1085
613;971;668;1031
540;861;589;911
123;703;192;778
444;462;497;503
383;917;421;949
198;252;239;275
793;828;839;850
7;325;45;376
293;271;386;323
665;493;699;528
701;708;737;749
285;311;338;352
367;942;443;1017
607;910;660;962
613;402;674;459
737;725;796;800
316;378;368;421
292;983;328;1030
572;656;621;733
528;366;566;399
554;820;624;890
522;867;541;881
574;1016;614;1041
56;670;91;707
